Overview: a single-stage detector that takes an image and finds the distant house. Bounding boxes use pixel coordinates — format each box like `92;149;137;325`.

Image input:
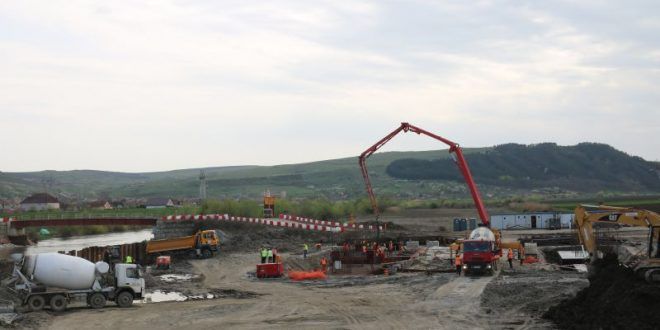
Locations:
20;193;60;211
111;200;125;209
89;200;113;210
145;198;174;209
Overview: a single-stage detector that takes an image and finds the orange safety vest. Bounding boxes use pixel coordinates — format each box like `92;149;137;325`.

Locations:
320;258;327;266
455;255;462;266
508;249;514;259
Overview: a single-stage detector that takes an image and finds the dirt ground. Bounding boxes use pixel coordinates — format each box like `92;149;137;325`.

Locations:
1;210;632;330
8;250;582;330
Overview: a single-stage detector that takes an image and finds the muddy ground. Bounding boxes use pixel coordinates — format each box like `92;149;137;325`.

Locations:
544;254;660;330
1;209;656;329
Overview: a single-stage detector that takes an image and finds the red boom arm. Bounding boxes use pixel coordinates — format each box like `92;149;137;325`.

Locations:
358;122;490;226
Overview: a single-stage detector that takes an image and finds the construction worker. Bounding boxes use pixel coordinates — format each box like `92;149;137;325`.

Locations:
303;243;309;259
320;257;328;273
520;246;525;265
507;248;514;269
260;247;268;264
125;255;133;264
267;248;274;263
455;253;462;276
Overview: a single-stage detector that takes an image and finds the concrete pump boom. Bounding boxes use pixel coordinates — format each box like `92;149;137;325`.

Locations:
358;123;490;232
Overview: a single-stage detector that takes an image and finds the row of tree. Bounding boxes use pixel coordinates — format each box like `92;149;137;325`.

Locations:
386;143;660;191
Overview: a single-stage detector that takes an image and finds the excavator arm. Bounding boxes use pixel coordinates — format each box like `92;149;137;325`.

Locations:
359;122;490;226
575;204;660;257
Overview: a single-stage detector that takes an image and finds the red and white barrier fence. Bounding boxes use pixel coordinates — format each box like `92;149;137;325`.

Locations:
1;217;13;223
279;214;383;231
161;214;343;233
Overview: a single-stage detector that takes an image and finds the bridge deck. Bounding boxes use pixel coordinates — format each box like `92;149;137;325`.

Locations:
9;217;158;229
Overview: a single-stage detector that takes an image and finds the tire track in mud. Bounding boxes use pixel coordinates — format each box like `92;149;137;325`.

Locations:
434;276;495;329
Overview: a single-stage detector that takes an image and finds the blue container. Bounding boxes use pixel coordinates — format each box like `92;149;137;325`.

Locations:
460;218;467;231
453;218;460;232
469;218;477;230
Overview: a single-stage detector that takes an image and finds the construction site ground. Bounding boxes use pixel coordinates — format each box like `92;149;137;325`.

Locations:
2;208;657;329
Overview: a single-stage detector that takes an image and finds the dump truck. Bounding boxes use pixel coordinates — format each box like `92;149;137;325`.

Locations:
461;227;501;275
2;252;145;312
146;230;219;258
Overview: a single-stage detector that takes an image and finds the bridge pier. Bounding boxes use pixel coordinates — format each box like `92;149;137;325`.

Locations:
0;222;8;243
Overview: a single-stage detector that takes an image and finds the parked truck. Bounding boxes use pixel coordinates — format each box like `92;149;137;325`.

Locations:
461;227;501;275
146;230;219;258
3;252;145;312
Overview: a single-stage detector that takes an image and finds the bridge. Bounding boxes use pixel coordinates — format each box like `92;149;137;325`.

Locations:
7;217;158;229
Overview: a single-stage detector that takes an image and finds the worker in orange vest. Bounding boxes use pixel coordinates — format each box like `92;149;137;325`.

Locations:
455;253;462;276
320;257;328;273
507;248;514;269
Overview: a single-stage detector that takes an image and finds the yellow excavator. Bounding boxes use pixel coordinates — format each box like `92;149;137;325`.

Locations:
574;204;660;282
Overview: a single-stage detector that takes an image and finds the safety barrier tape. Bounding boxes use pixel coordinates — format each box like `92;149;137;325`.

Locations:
278;214;382;231
160;214;343;233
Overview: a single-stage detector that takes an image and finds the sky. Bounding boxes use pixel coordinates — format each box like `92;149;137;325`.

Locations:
1;0;659;172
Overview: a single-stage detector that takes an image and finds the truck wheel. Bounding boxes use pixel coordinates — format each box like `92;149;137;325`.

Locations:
88;293;106;309
50;294;68;312
202;248;212;259
28;295;45;311
116;291;134;308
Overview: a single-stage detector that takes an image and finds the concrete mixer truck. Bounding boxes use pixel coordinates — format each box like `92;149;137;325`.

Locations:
3;252;145;312
461;226;501;275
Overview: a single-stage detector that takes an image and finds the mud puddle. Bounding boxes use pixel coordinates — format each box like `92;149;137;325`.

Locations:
143;288;261;303
158;273;200;283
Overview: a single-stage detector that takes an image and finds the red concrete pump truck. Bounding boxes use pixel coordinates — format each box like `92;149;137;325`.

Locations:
359;122;501;274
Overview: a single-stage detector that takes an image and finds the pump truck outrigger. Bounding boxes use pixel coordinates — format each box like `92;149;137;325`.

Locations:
359;122;501;273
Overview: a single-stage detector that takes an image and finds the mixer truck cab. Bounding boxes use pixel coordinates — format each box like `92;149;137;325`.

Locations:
113;263;145;306
461;227;501;275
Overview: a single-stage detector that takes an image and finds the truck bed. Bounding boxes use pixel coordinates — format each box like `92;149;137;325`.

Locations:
146;236;195;254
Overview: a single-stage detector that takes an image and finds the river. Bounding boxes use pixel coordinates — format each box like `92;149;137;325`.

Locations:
26;229;153;254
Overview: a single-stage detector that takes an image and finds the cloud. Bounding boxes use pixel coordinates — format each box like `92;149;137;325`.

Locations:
0;0;658;172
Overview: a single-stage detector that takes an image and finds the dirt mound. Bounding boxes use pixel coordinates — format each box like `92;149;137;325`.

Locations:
544;254;660;329
359;221;406;230
209;222;338;254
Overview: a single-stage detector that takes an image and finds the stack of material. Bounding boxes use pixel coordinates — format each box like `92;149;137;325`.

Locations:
426;240;440;248
524;243;539;256
0;300;20;326
405;246;454;272
405;241;420;251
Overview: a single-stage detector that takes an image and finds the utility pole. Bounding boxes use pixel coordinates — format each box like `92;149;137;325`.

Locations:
199;170;207;201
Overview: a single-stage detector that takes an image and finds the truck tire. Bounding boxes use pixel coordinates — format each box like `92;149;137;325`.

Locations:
116;291;134;308
28;295;45;311
50;294;68;312
88;293;106;309
202;248;212;259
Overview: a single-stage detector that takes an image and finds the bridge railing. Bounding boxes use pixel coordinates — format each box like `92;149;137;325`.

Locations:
11;212;160;221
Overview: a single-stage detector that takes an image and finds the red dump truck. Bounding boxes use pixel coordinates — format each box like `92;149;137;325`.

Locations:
146;230;219;259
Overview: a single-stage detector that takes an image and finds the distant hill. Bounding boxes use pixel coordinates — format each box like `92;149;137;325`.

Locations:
1;143;659;201
386;143;660;192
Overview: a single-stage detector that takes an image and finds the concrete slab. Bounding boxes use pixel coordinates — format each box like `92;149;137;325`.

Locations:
557;250;589;261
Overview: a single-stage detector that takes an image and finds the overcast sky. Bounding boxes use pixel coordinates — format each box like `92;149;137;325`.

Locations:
2;1;659;172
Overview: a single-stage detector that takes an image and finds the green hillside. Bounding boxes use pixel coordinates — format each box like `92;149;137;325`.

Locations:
1;143;658;202
387;143;660;193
